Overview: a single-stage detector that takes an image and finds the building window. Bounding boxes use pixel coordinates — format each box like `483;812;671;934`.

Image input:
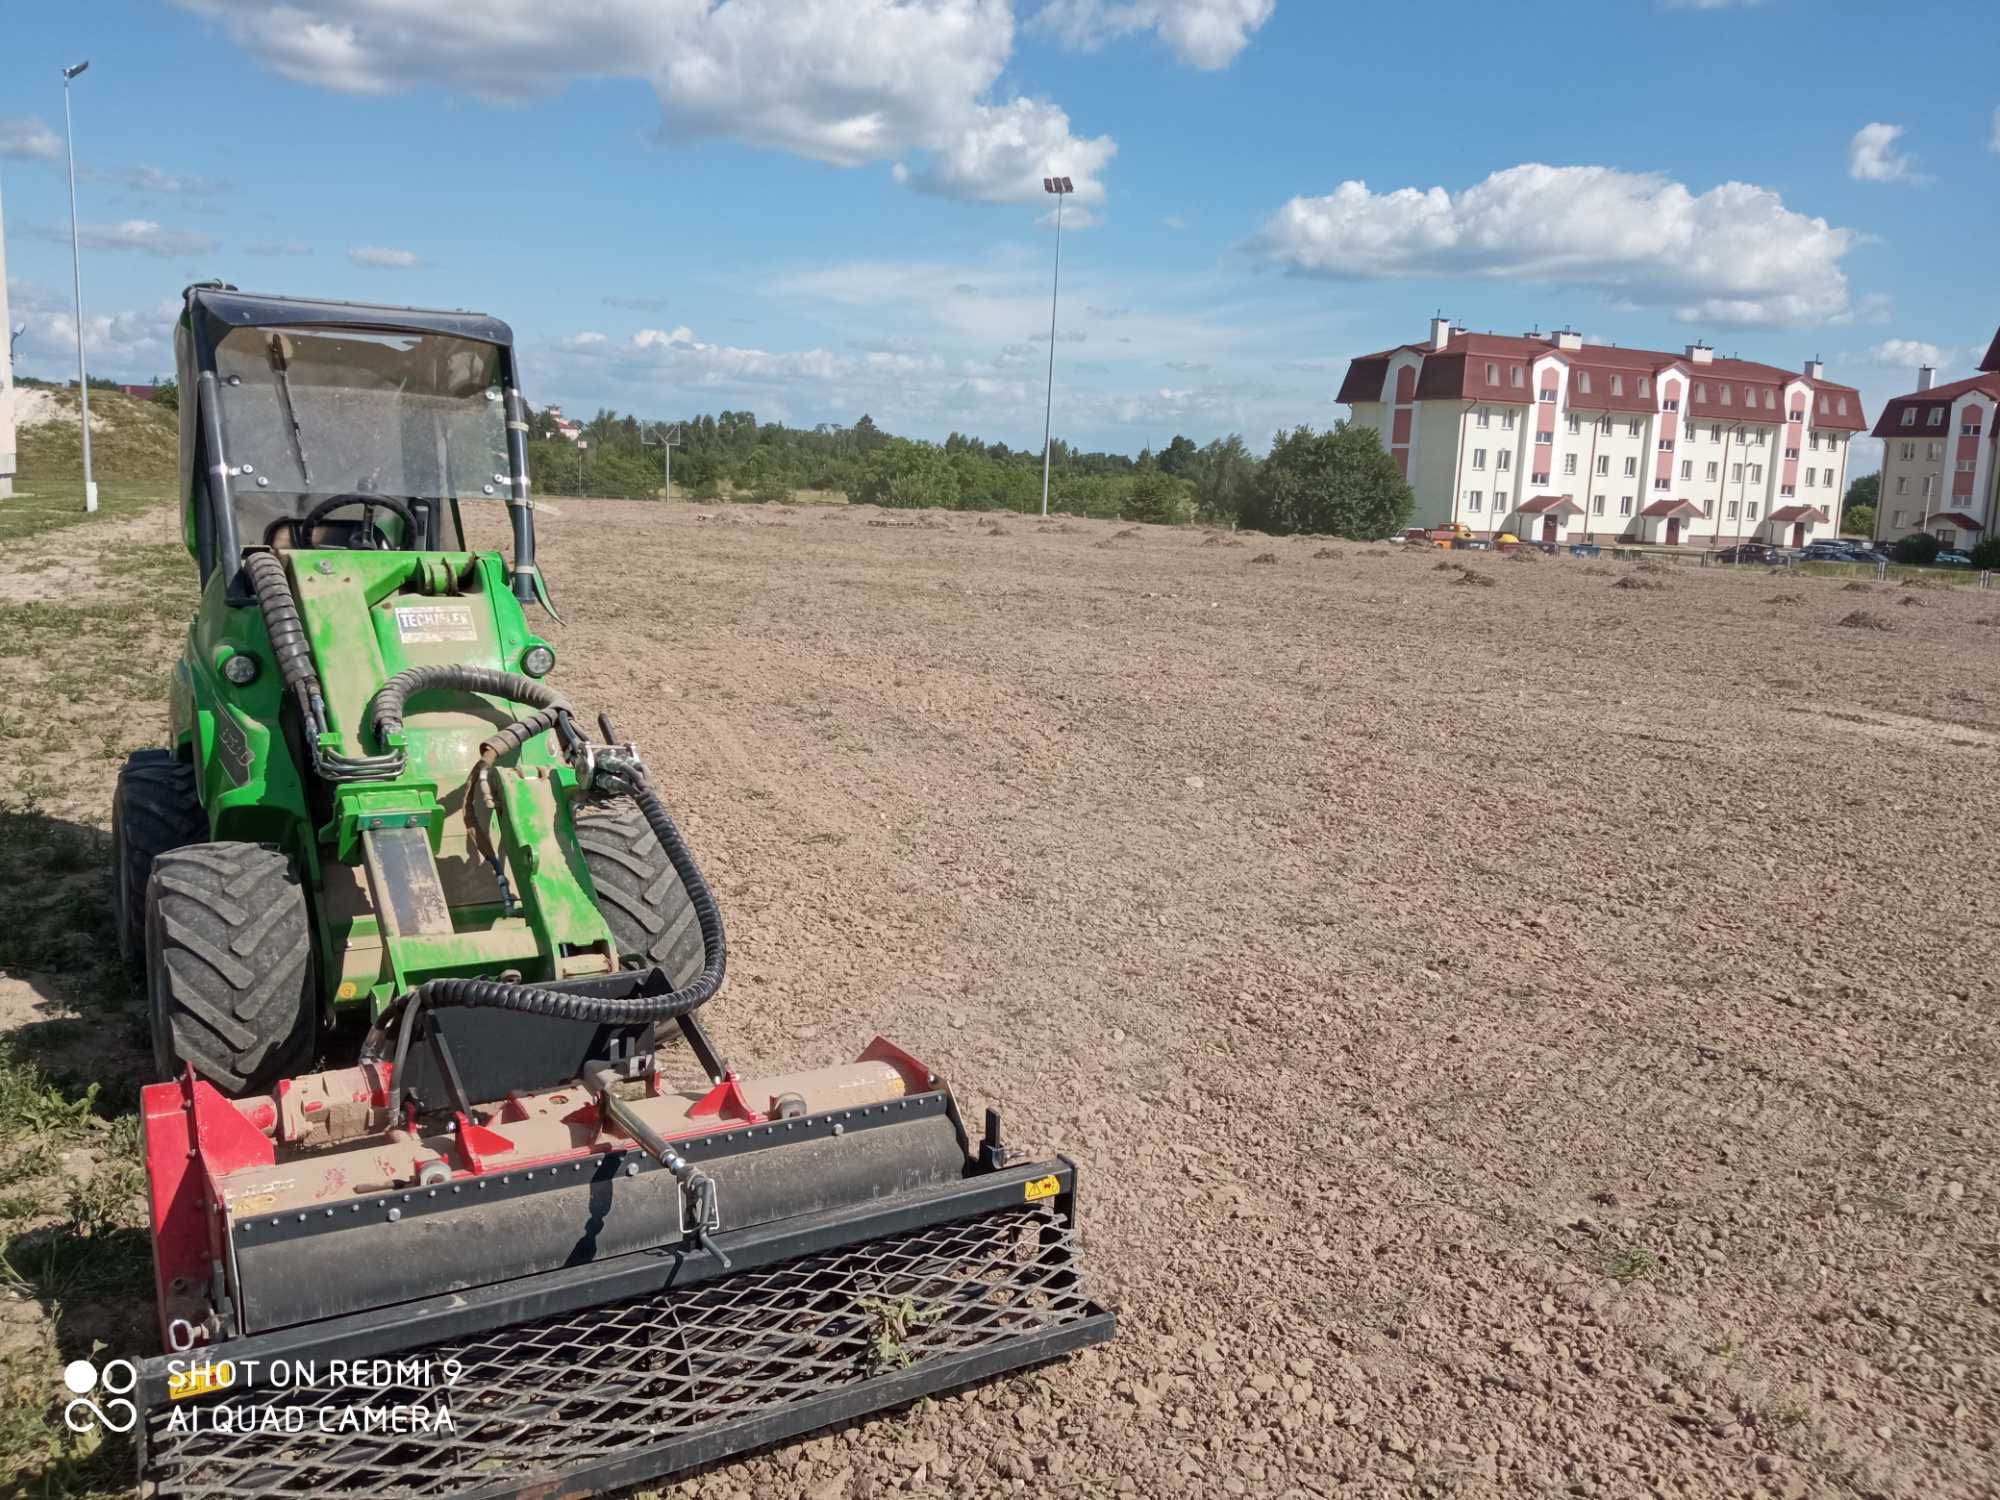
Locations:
1701;498;1713;518
1928;442;1944;461
1803;468;1815;487
1895;475;1908;495
1638;376;1652;397
1577;371;1592;395
1510;365;1524;388
1928;410;1945;427
1747;503;1758;520
1811;434;1822;451
1592;494;1606;515
1922;475;1935;498
1539;387;1557;403
1721;386;1733;406
1779;485;1794;497
1731;464;1744;483
1502;410;1517;431
1627;419;1641;437
1749;464;1763;483
1789;409;1803;423
1467;490;1483;512
1892;509;1906;527
1763;390;1776;411
1531;470;1550;486
1471;448;1486;470
1620;496;1634;516
1965;415;1985;436
1709;425;1720;443
1680;460;1692;479
1565;413;1580;434
1959;459;1977;473
1535;430;1553;445
1658;438;1674;451
1595;455;1610;475
1900;443;1914;460
1900;409;1916;427
1654;477;1671;490
1705;462;1718;481
1486;362;1499;385
1662;397;1680;412
1784;446;1799;460
1694;382;1707;403
1496;451;1512;471
1611;375;1625;397
1727;501;1740;520
1563;454;1577;475
1476;407;1490;429
1623;457;1638;477
1599;416;1613;434
1836;397;1848;415
1753;431;1766;446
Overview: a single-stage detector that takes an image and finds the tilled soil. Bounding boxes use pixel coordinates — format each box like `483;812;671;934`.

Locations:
8;502;1999;1499
522;508;1998;1500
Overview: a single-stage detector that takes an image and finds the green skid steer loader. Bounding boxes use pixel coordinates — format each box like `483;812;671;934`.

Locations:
113;284;1110;1499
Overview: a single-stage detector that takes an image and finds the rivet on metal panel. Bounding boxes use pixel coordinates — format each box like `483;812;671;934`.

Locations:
388;1208;401;1223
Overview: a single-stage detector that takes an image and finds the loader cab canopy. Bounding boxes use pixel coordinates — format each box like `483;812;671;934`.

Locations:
176;286;533;586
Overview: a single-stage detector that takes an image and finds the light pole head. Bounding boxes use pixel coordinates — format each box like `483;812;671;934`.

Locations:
1042;176;1073;196
62;60;90;81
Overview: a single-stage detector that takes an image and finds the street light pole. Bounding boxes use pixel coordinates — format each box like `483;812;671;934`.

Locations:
642;423;679;500
61;59;95;514
1038;175;1072;520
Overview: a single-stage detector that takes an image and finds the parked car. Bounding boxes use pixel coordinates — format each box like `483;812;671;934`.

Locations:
1715;543;1786;565
1934;548;1973;567
1798;543;1875;564
1392;527;1430;546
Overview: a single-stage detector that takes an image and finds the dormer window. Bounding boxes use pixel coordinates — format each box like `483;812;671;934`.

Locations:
1637;376;1651;398
1836;397;1848;415
1900;409;1916;426
1694;383;1707;403
1486;362;1499;385
1928;409;1945;427
1611;375;1624;396
1721;386;1732;406
1763;390;1776;410
1510;365;1524;388
1577;371;1592;395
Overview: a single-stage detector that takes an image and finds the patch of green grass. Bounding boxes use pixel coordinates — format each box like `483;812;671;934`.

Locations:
0;483;177;548
1601;1246;1660;1282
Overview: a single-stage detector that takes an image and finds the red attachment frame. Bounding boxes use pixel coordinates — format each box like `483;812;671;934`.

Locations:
688;1068;762;1125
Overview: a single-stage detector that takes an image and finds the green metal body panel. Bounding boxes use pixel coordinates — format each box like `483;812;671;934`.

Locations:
168;544;605;1020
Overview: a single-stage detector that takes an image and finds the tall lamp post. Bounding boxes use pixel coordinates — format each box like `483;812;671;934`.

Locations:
1038;175;1072;519
642;422;679;499
62;59;96;514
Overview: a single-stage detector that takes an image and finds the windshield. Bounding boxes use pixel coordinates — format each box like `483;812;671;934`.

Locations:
214;326;507;502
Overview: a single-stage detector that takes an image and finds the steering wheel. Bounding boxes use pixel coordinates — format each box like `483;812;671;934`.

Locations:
264;493;423;551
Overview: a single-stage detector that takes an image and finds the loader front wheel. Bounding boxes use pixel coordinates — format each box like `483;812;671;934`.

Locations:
576;807;704;989
112;749;207;971
145;843;315;1096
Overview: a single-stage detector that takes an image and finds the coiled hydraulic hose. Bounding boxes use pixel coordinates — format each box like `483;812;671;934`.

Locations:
360;737;728;1077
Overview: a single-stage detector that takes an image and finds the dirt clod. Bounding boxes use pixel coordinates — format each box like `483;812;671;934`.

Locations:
1837;609;1894;630
1248;552;1279;565
1613;575;1666;591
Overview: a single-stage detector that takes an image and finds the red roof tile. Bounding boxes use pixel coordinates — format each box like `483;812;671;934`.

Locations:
1928;511;1984;531
1640;499;1705;519
1518;495;1584;515
1767;504;1830;524
1981;328;2000;374
1869;372;2000;437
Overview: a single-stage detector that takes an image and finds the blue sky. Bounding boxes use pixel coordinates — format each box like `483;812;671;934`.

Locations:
3;0;1997;470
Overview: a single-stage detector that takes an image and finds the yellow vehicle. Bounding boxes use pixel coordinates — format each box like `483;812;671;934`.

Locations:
1428;522;1474;548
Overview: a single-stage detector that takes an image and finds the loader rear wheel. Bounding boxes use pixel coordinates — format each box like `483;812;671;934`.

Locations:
112;749;207;971
145;843;315;1096
576;807;704;989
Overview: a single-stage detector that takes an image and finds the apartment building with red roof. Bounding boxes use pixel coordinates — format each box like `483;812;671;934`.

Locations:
1337;318;1866;547
1868;332;2000;550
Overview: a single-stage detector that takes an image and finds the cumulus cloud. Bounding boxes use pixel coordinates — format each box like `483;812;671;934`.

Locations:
176;0;1117;208
0;116;63;162
347;246;422;269
1029;0;1275;68
1865;339;1948;371
7;284;180;374
1848;122;1927;184
1250;163;1857;326
25;219;218;258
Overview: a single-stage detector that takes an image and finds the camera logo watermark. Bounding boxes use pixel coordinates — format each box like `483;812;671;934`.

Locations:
62;1359;139;1434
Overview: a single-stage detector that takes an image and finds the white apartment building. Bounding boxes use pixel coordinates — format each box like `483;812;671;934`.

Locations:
1869;330;2000;550
1338;319;1866;547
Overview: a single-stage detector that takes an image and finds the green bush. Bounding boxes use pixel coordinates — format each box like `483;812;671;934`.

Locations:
1121;471;1189;525
1969;537;2000;571
848;438;959;509
1891;532;1940;566
1238;423;1413;539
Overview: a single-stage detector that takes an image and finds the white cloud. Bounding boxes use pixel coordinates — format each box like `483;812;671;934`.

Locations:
177;0;1119;208
1161;214;1187;231
1250;163;1857;327
245;240;314;257
1030;0;1275;68
25;219;218;258
1848;122;1928;185
347;246;422;269
896;97;1114;206
89;165;229;197
0;116;63;162
6;283;180;375
1865;339;1948;371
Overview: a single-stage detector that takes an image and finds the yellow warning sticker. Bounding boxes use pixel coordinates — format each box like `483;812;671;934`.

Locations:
1023;1174;1061;1202
168;1361;236;1401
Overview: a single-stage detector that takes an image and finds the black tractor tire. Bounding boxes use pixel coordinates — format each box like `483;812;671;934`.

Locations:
112;749;207;971
145;843;316;1096
575;807;704;988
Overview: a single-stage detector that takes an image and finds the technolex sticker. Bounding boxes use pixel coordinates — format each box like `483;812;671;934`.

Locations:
64;1355;462;1435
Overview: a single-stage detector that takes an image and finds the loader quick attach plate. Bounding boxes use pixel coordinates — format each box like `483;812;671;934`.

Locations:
140;1165;1112;1499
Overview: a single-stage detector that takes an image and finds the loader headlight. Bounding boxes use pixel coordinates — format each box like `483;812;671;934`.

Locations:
521;644;556;678
220;649;260;687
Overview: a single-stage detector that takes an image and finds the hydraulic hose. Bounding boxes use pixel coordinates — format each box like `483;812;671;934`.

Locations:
370;665;567;750
361;745;728;1070
243;551;328;742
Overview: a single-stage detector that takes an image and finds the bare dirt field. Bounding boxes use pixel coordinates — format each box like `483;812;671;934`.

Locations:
2;499;1996;1499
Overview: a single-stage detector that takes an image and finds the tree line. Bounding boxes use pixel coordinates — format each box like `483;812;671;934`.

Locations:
523;403;1415;539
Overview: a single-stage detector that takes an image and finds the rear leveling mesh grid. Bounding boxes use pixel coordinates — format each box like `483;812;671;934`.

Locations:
144;1203;1094;1499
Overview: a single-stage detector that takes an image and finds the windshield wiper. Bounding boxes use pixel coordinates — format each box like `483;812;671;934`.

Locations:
267;333;314;487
